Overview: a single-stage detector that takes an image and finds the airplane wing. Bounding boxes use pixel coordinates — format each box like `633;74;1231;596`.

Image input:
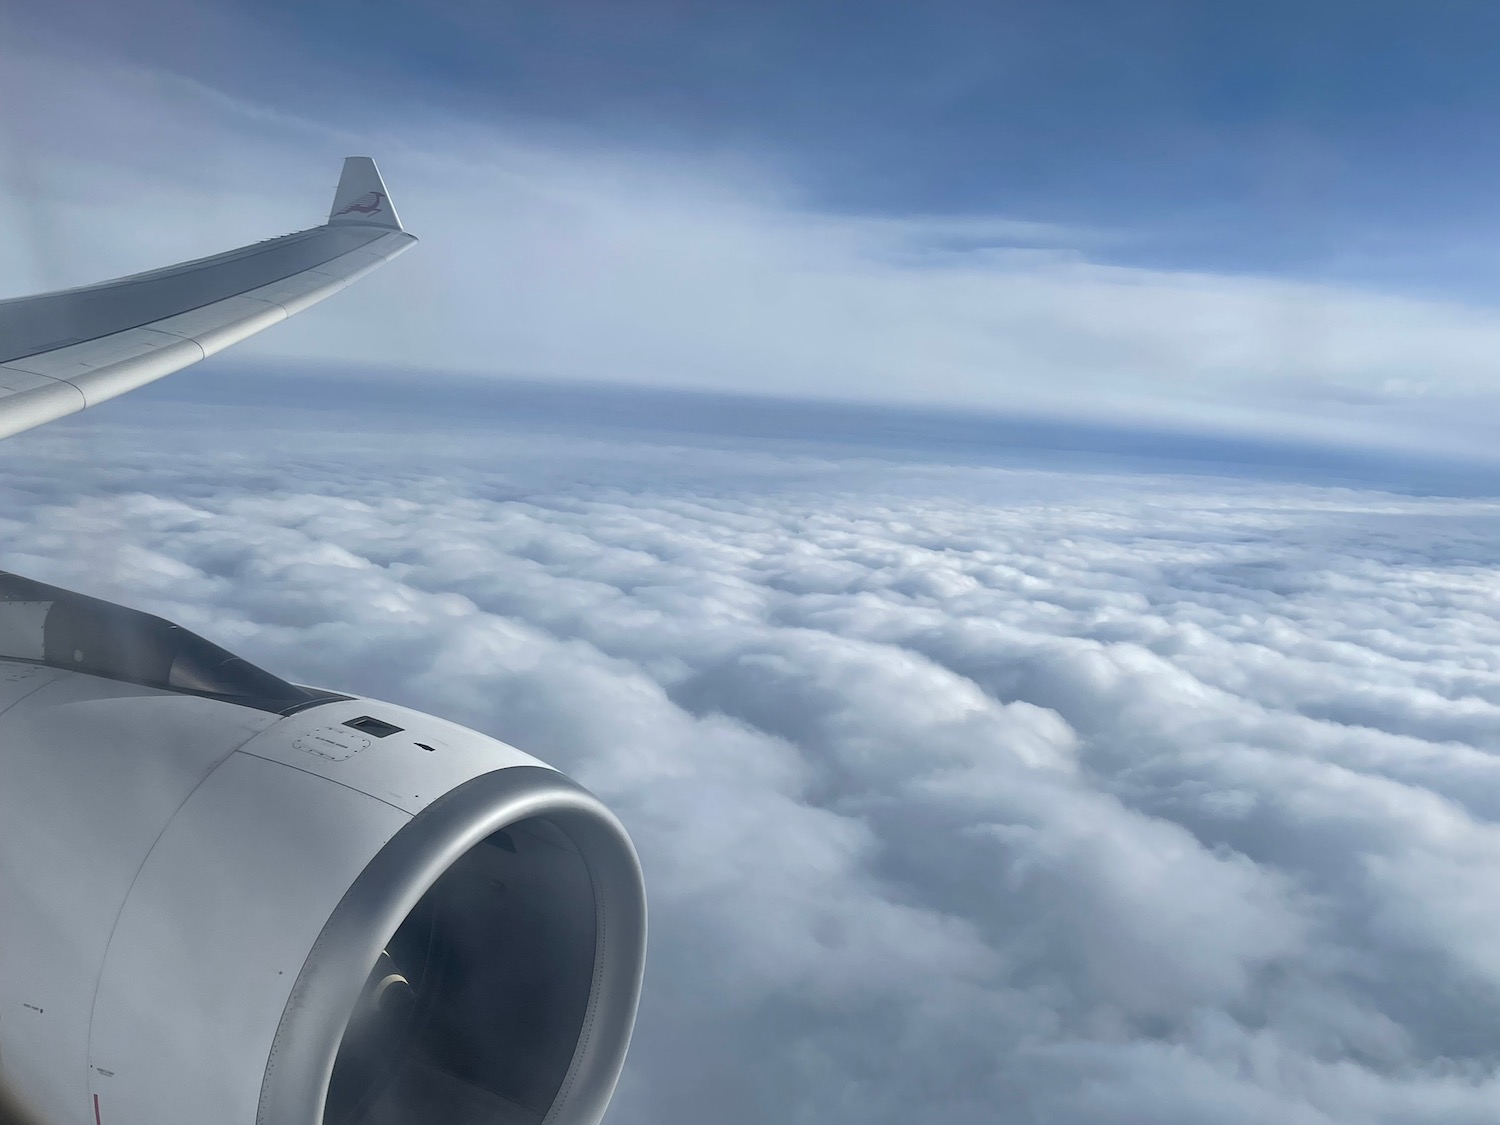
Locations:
0;156;415;442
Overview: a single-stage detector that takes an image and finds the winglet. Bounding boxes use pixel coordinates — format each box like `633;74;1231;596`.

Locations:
328;156;404;230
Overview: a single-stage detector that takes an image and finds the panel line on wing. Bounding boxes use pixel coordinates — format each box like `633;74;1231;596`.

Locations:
0;159;416;443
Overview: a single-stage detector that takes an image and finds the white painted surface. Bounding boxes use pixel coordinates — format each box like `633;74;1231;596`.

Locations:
0;605;49;661
327;157;404;231
0;665;576;1124
88;752;411;1125
0;663;59;717
0;233;414;440
236;695;549;816
0;158;416;443
0;676;276;1125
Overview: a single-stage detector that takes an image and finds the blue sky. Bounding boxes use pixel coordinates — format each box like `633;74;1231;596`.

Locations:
25;0;1500;293
8;2;1500;459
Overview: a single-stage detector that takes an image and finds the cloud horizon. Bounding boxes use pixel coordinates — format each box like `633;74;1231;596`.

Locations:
8;396;1500;1123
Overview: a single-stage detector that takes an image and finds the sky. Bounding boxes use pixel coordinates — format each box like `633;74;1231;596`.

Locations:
10;5;1500;1124
7;2;1500;455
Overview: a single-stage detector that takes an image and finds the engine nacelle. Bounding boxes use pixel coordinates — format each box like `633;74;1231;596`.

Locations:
0;573;646;1125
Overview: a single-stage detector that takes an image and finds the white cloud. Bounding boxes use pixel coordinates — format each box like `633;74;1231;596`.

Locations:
7;400;1500;1122
7;33;1500;457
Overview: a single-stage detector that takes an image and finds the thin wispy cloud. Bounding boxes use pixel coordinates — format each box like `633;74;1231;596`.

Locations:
5;31;1500;457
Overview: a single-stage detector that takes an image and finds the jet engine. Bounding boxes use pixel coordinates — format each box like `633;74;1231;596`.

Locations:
0;572;647;1125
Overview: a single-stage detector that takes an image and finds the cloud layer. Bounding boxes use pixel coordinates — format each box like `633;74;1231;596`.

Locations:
7;398;1500;1123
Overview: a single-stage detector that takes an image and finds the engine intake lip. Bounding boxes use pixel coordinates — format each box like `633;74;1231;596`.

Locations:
257;765;647;1125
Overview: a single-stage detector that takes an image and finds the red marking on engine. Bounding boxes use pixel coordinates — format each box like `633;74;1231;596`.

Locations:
93;1094;102;1125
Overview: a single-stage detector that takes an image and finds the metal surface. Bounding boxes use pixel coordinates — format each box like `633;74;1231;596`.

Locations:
0;677;279;1124
0;571;345;713
0;157;417;442
87;752;412;1125
260;767;646;1125
0;227;387;365
0;636;646;1125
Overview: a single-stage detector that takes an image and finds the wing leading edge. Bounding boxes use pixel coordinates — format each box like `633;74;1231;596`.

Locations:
0;157;416;441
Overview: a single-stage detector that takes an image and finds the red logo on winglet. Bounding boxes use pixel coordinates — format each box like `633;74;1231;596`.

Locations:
335;190;385;217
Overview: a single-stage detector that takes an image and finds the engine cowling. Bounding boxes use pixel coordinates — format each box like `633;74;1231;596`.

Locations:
0;573;647;1125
